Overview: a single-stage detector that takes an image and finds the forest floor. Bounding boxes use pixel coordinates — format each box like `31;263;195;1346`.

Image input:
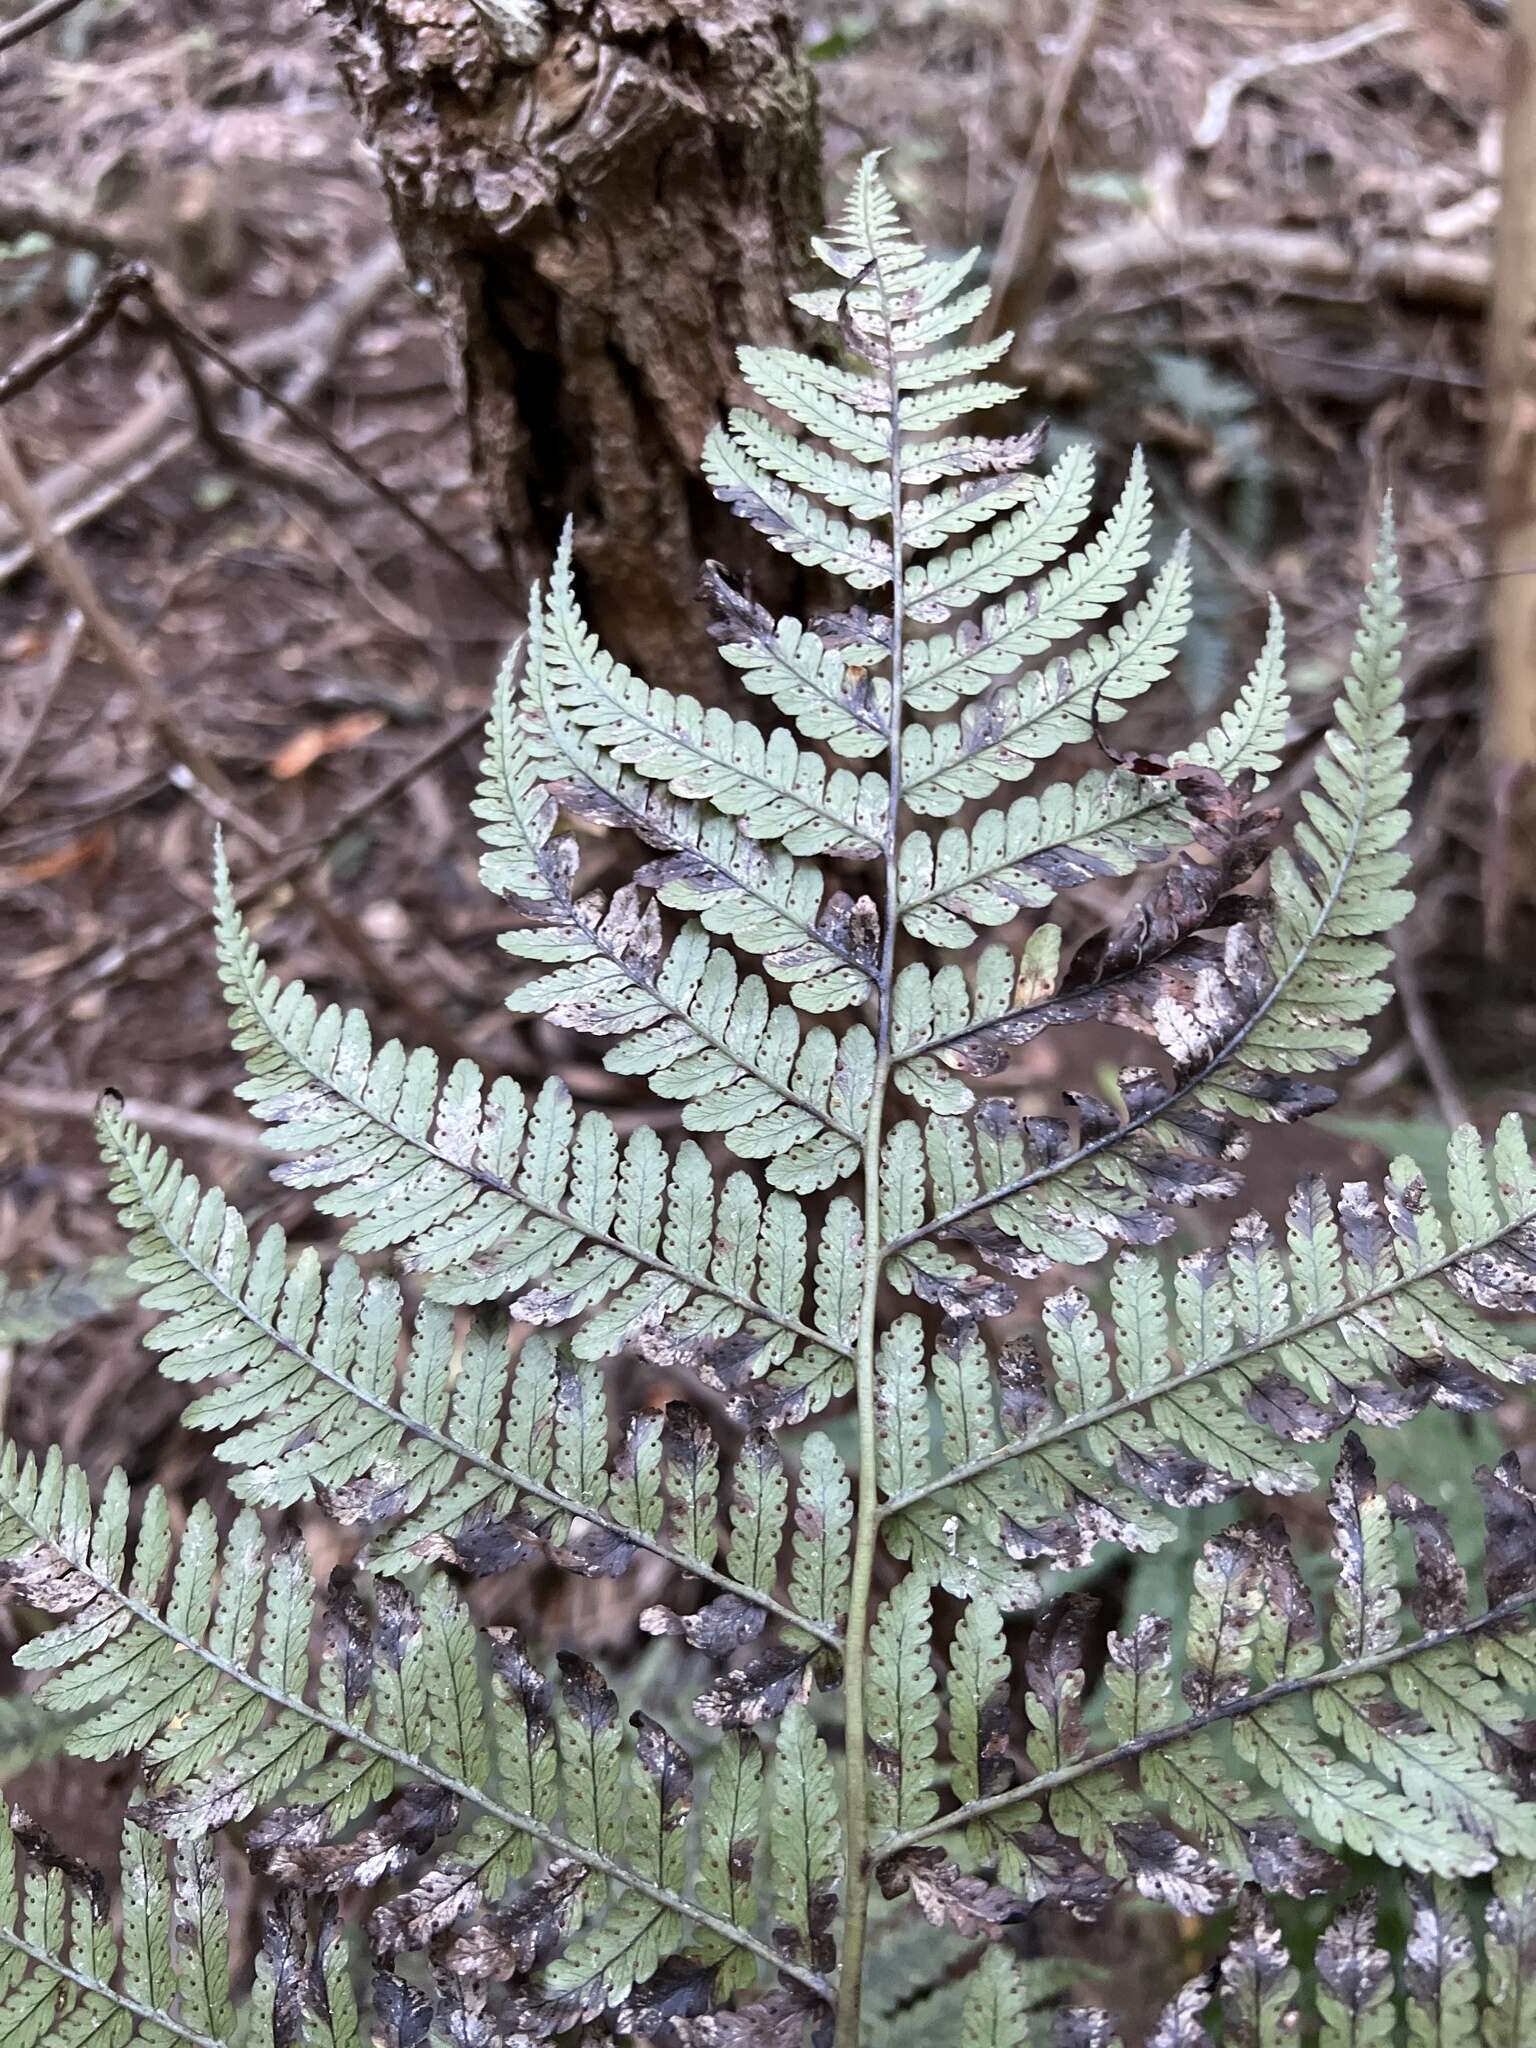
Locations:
0;0;1527;2017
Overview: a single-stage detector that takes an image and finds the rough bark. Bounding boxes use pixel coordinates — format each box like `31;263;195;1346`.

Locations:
1485;0;1536;935
321;0;822;692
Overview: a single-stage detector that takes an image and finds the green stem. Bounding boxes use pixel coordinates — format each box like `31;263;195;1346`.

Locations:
0;1929;229;2048
835;1053;893;2045
834;254;907;2048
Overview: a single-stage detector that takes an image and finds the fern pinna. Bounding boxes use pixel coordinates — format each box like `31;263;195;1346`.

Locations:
3;160;1536;2048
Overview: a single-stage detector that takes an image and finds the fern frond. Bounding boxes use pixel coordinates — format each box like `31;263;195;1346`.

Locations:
873;1440;1536;1896
879;1125;1536;1565
0;1810;236;2048
0;1449;834;2014
892;510;1411;1268
100;1106;842;1644
702;426;895;587
483;641;879;1017
539;533;889;858
24;154;1536;2048
894;597;1290;956
704;572;892;763
212;846;858;1389
900;522;1190;818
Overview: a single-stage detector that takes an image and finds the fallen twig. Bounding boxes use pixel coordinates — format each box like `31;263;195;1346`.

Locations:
0;701;491;1071
0;0;95;55
0;608;83;813
0;418;488;1069
974;0;1103;345
0;241;401;580
1059;219;1491;312
0;1081;266;1156
1192;12;1411;152
1392;938;1468;1129
0;265;148;407
1;257;503;603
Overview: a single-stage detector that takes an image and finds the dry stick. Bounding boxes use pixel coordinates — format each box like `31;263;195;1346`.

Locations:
0;1081;265;1155
128;272;506;605
0;241;401;580
0;0;93;54
0;265;147;406
0;607;82;812
1191;11;1410;152
973;0;1103;346
0;418;483;1068
1059;219;1491;313
0;419;233;796
1392;936;1468;1130
1483;0;1536;952
0;261;505;606
0;701;490;1072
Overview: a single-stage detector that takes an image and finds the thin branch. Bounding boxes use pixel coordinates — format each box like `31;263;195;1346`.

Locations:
1191;11;1411;152
130;274;507;606
0;1081;265;1155
0;0;93;53
0;260;507;605
973;0;1103;345
1060;219;1491;313
0;241;401;582
0;702;488;1071
0;606;81;812
0;417;483;1066
0;264;147;406
1393;936;1469;1127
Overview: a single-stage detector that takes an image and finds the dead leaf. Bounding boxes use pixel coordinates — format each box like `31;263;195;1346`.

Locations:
0;826;115;890
267;711;384;781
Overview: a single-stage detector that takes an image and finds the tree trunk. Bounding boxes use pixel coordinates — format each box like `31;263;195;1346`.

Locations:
1485;0;1536;942
321;0;822;693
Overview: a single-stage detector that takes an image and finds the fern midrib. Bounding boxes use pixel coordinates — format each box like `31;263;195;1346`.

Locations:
887;707;1391;1254
875;1589;1536;1862
224;924;851;1366
530;699;879;994
0;1486;835;2008
0;1929;228;2048
834;238;910;2048
110;1130;839;1648
878;1201;1525;1521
